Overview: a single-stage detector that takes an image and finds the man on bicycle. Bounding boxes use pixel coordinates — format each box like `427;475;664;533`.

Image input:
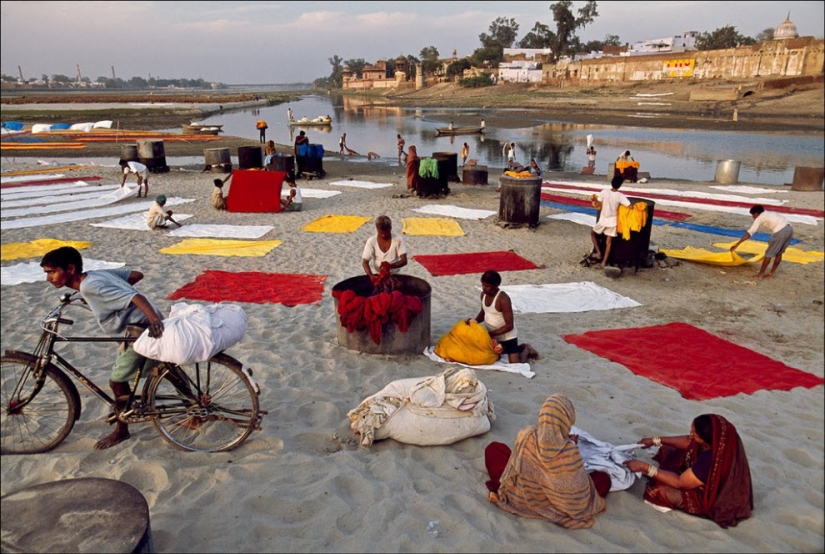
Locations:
40;247;165;450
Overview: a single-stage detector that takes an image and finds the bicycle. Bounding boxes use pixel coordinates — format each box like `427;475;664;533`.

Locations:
1;292;266;454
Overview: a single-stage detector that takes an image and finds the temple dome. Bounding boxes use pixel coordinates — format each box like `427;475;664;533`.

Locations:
774;16;799;39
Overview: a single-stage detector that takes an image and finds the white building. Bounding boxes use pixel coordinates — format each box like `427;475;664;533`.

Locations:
627;31;698;55
498;61;543;83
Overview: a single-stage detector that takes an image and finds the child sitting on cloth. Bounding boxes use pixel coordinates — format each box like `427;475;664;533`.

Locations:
212;174;231;211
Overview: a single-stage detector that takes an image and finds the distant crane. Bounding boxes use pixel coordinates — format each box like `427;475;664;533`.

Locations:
17;65;24;83
76;64;82;85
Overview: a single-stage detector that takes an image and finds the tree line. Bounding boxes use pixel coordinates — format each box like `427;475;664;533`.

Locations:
315;0;779;89
0;73;225;90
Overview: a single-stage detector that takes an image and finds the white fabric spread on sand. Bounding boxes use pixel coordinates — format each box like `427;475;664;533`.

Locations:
492;282;642;313
328;180;394;189
2;185;139;218
1;197;195;230
570;426;640;492
413;204;497;220
167;224;274;239
543;181;787;205
541;185;819;226
90;212;194;230
1;173;66;184
710;185;787;194
1;186;122;208
546;212;597;227
424;346;535;379
281;188;341;198
1;183;118;201
69;123;94;132
2;258;124;286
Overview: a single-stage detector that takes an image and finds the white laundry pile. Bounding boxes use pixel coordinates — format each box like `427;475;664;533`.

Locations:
490;282;642;314
328;180;394;189
1;258;124;286
570;426;640;492
167;224;274;239
2;185;121;207
423;346;534;379
413;204;497;220
546;212;596;227
90;212;194;230
1;185;137;218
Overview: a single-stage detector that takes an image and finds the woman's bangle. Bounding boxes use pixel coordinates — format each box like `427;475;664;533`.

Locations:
652;436;662;447
647;465;658;479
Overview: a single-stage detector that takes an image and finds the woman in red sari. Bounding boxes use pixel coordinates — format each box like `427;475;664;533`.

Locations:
405;145;420;193
623;414;753;528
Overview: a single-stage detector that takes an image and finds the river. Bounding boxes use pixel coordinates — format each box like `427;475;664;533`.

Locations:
191;93;823;186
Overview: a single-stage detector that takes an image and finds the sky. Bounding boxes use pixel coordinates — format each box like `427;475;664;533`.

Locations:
1;1;823;85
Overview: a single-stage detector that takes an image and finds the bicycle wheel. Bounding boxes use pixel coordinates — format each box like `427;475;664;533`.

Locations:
146;353;259;452
1;355;78;454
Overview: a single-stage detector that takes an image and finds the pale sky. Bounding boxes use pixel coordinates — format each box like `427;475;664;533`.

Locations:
1;1;822;84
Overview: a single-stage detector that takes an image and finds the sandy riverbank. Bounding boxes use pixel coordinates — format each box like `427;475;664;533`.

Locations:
1;154;823;552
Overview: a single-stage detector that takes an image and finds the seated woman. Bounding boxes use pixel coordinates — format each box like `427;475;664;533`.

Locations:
529;158;544;180
623;414;753;528
486;393;611;529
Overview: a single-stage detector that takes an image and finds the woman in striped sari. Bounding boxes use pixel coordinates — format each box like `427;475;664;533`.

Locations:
487;393;610;529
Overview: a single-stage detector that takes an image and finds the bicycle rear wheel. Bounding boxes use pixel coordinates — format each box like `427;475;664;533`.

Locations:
146;353;259;452
1;355;78;454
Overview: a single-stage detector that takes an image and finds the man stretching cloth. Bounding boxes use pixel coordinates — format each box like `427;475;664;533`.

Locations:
475;270;538;363
730;204;794;280
590;175;631;269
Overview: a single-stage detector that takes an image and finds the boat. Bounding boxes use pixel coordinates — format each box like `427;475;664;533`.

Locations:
181;123;224;136
435;126;484;136
288;116;332;127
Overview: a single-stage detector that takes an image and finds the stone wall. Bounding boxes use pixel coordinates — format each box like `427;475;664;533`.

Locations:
542;37;824;84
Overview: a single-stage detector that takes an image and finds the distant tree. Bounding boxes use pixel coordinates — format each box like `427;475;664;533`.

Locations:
458;73;495;88
446;58;472;79
518;22;553;48
695;25;755;50
544;0;599;62
328;55;344;88
470;46;504;68
344;58;367;78
754;27;775;43
403;54;419;79
419;46;440;75
96;76;107;83
579;33;621;53
479;17;520;49
51;74;71;84
129;76;148;88
40;73;49;83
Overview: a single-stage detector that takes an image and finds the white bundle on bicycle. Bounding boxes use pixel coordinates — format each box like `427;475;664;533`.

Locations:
133;302;247;365
347;367;495;448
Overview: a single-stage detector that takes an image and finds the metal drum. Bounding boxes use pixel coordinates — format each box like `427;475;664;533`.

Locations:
715;160;741;184
791;166;824;191
332;275;431;356
120;143;138;162
433;152;459;182
137;139;169;173
238;146;263;170
267;155;295;173
204;148;232;172
498;174;542;228
462;165;488;185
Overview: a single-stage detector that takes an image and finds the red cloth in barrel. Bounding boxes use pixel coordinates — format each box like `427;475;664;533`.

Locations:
389;290;422;332
333;289;366;332
562;322;824;400
226;170;284;213
168;270;326;306
333;288;423;344
413;250;539;277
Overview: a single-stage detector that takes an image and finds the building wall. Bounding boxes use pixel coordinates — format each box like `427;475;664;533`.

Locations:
542;37;824;83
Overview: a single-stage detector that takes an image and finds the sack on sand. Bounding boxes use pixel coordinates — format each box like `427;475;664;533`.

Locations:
434;319;499;366
347;367;495;448
134;302;247;364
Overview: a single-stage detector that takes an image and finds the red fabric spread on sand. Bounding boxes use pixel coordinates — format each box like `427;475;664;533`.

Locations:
168;270;326;306
562;322;824;400
540;192;691;221
413;250;539;277
1;176;103;189
332;289;423;345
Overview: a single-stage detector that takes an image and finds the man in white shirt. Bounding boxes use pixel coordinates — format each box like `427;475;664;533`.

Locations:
730;205;793;280
590;175;631;269
119;160;150;198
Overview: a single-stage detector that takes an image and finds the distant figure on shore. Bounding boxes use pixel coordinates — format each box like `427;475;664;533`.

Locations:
287;107;293;122
461;142;470;166
212;174;231;211
448;121;455;131
339;133;347;155
119;159;149;198
617;150;634;162
264;140;276;156
397;134;406;164
480;118;486;130
256;120;268;143
730;205;794;281
406;145;420;193
587;146;597;168
280;171;303;212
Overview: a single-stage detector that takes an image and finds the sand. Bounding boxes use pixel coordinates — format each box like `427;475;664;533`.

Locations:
1;156;823;553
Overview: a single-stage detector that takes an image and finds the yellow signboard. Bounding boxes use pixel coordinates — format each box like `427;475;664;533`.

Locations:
662;58;695;78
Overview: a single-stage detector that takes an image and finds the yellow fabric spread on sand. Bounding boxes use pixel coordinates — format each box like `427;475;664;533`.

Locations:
301;215;372;233
616;202;648;240
712;241;825;264
1;238;91;261
159;238;282;257
434;319;499;366
402;217;464;237
503;171;535;179
660;246;763;266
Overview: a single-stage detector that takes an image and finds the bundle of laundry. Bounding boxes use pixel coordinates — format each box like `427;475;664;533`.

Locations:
133;302;247;365
348;366;495;448
434;319;501;366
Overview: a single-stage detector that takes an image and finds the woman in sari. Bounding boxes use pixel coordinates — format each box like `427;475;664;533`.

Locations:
529;158;544;180
486;393;610;529
623;414;753;528
405;145;420;193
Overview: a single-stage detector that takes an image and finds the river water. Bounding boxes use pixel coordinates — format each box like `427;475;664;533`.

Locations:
188;93;823;186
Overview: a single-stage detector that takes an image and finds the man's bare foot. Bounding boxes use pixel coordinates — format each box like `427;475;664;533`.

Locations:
94;428;130;450
767;273;775;279
755;274;765;281
525;345;540;360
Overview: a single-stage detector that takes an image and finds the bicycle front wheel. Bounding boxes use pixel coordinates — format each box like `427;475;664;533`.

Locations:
1;355;78;454
146;353;260;452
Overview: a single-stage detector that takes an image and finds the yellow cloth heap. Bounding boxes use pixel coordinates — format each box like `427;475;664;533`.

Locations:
434;319;499;365
503;171;535;178
616;202;648;240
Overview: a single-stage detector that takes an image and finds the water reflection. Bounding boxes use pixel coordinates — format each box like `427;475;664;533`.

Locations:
192;93;823;185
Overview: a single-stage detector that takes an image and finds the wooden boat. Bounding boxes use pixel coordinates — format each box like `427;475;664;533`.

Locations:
288;116;332;127
435;126;484;136
181;123;224;136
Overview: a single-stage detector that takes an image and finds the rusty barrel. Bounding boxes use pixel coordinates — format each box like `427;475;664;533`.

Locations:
433;152;459;182
332;275;431;356
791;166;824;191
137;139;169;173
498;174;542;228
120;144;139;163
1;478;153;553
462;165;488;185
204;148;232;173
238;145;263;170
267;154;295;173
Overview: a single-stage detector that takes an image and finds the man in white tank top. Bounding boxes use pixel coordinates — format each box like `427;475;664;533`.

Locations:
474;270;539;363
